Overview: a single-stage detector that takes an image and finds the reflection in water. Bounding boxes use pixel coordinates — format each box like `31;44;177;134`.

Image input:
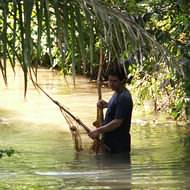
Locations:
93;153;131;190
1;66;190;189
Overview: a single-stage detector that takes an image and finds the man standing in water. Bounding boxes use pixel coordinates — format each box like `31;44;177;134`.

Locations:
89;64;133;154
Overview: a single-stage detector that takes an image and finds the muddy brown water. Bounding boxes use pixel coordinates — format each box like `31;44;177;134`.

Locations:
0;66;190;190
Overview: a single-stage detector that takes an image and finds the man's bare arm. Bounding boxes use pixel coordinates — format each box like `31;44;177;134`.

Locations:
88;119;123;139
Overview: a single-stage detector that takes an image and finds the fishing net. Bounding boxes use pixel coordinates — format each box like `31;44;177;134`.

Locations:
60;108;83;152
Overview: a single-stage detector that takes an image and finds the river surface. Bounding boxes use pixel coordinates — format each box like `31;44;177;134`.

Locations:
0;66;190;190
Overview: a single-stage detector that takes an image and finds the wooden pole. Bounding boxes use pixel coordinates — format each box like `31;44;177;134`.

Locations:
96;40;104;127
35;83;91;133
93;40;104;127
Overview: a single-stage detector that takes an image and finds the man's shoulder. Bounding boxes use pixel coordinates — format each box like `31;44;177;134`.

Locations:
117;89;133;106
120;89;132;99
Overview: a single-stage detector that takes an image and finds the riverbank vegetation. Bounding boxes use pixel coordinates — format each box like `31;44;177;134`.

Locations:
0;148;15;158
0;0;190;123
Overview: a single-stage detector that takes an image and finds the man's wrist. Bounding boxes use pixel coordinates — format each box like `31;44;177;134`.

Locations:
97;126;105;134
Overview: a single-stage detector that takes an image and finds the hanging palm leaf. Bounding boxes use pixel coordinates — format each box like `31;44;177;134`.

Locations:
43;0;52;66
0;0;172;93
0;0;8;85
35;0;43;64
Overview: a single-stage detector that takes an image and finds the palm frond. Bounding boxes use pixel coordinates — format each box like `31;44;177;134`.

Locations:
85;0;168;61
1;0;8;85
70;5;76;86
44;0;52;65
0;0;173;94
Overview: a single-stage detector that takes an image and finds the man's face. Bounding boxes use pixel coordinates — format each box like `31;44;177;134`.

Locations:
108;75;122;91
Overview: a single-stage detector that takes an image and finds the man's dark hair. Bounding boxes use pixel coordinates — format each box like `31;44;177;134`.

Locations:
107;64;127;81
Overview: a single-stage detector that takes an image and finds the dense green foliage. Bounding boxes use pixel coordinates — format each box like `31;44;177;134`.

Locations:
128;0;190;121
0;0;166;87
99;0;190;121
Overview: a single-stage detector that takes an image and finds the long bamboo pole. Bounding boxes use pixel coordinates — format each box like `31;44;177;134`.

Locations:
96;40;104;127
91;40;105;152
35;83;90;133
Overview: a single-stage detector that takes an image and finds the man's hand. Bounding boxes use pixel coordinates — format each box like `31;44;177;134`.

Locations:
97;99;108;109
90;119;123;138
88;128;101;139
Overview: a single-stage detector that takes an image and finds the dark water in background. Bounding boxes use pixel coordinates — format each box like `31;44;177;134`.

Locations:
1;66;190;190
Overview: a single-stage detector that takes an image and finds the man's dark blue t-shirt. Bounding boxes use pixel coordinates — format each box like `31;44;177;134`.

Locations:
102;88;133;153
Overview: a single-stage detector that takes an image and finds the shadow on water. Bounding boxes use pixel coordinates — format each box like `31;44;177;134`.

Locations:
1;67;190;189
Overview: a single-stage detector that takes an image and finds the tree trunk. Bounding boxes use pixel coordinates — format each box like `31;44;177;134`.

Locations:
181;58;190;124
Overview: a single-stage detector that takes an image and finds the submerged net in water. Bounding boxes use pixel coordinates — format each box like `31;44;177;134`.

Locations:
34;83;84;152
61;110;83;152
